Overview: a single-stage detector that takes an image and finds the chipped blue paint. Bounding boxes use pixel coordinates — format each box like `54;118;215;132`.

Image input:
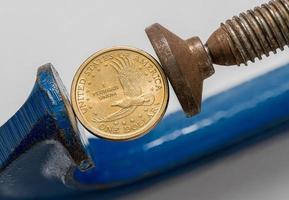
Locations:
0;64;91;172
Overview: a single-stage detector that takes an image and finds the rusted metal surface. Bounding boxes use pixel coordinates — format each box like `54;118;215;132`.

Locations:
146;0;289;117
207;0;289;66
146;24;214;117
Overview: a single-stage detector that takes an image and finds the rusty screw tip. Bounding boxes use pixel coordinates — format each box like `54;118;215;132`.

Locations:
146;0;289;117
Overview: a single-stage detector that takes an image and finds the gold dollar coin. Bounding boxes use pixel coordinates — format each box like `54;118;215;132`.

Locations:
71;47;169;140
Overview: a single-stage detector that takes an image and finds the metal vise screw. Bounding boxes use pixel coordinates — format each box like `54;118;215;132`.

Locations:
146;0;289;117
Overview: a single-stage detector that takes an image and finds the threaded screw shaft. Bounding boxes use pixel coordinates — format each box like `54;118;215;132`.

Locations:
146;0;289;116
207;0;289;66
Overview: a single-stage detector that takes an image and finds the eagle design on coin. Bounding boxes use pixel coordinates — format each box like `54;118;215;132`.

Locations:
96;56;155;122
71;47;168;140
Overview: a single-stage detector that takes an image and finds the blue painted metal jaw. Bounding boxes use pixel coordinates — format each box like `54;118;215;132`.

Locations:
0;64;93;198
2;63;289;199
0;64;93;172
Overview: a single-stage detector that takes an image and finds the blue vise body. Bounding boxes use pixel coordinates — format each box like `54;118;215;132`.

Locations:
1;63;289;199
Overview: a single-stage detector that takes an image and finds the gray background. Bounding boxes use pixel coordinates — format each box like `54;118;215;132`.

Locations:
0;0;289;199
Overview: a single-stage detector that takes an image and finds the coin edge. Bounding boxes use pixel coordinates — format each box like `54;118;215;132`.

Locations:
71;46;169;141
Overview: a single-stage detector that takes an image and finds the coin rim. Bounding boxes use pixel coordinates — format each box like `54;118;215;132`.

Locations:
71;46;169;141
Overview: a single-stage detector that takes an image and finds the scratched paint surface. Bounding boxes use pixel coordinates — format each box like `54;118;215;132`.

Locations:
0;64;90;173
